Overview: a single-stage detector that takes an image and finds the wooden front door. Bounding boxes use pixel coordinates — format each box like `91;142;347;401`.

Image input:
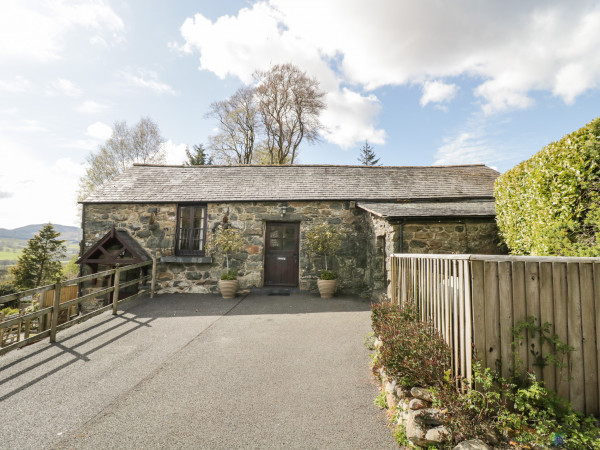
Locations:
264;222;299;286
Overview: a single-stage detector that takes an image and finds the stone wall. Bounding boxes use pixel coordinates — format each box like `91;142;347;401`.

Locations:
401;219;505;255
82;203;504;298
82;201;371;296
364;216;505;299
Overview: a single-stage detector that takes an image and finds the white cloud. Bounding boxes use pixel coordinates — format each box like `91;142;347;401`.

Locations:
178;3;384;149
420;81;458;107
85;122;112;140
434;132;495;166
321;89;386;148
0;75;32;92
178;0;600;120
434;119;516;168
0;137;84;228
121;69;177;96
162;140;189;165
12;120;47;133
0;0;124;61
47;78;82;97
76;101;110;114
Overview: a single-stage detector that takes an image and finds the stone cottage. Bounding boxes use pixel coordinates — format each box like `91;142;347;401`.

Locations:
79;164;503;297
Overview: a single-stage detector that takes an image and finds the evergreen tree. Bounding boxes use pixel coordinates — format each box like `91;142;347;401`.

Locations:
184;144;212;165
357;140;381;166
11;223;66;289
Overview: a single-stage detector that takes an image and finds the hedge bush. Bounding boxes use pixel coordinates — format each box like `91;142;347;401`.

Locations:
495;117;600;255
372;301;451;388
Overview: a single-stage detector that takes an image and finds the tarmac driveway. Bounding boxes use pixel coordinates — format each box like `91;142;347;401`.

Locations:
0;293;396;449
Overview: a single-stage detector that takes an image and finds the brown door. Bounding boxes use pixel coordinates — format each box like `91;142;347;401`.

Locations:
264;222;299;286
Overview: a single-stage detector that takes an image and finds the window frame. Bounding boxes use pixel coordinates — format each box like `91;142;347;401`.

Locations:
174;204;208;256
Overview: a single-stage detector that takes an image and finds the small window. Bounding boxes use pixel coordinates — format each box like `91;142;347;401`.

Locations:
175;205;207;256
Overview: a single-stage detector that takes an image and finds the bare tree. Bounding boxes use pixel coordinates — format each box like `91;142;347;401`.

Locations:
78;117;165;201
254;63;326;164
206;86;258;164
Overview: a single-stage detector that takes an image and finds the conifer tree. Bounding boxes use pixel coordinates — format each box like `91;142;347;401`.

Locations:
184;144;212;165
11;223;66;289
357;140;381;166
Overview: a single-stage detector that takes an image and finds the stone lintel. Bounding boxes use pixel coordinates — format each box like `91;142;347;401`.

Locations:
161;256;213;264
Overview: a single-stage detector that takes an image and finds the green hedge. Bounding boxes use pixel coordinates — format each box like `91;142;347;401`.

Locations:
495;117;600;255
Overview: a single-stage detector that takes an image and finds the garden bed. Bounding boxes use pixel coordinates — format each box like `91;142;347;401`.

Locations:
369;301;600;449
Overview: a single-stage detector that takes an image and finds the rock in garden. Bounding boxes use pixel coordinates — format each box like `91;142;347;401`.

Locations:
405;414;428;446
386;392;398;409
411;386;435;402
395;386;409;399
425;425;449;443
411;408;445;426
453;439;492;450
409;398;430;410
385;379;397;393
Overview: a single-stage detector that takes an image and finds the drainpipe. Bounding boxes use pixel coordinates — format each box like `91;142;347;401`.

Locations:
398;221;404;253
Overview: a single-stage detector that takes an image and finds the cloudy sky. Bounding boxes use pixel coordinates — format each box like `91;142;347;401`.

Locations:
1;0;599;229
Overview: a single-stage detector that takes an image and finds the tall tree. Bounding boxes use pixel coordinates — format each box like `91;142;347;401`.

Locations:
254;63;326;164
78;117;166;201
205;63;326;165
207;86;258;164
184;144;212;165
357;140;381;166
11;223;66;289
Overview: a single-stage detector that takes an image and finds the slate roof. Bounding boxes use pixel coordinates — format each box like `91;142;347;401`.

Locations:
77;227;151;265
83;164;499;204
357;200;496;218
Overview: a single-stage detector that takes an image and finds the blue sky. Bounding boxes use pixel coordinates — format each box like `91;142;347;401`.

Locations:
1;0;599;229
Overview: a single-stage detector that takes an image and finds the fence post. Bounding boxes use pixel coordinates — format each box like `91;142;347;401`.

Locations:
49;278;62;343
151;256;157;298
112;264;121;315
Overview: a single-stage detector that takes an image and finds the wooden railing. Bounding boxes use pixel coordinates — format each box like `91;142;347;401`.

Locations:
390;253;600;416
0;258;156;356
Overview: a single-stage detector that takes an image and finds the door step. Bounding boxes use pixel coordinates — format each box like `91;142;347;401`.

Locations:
252;287;303;296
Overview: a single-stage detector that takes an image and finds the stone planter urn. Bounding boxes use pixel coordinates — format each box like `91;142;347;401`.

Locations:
317;279;337;298
218;280;239;299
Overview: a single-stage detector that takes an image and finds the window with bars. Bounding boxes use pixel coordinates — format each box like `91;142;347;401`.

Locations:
175;205;207;256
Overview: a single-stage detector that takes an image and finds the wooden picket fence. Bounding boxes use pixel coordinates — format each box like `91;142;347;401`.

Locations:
390;253;600;416
0;259;156;356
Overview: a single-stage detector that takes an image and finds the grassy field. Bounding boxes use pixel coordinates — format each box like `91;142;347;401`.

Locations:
0;238;79;262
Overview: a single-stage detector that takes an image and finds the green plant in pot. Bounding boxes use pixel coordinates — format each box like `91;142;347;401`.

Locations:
206;226;245;298
304;224;343;298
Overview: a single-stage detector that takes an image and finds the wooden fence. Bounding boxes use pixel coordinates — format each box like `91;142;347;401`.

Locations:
390;253;600;416
0;258;157;356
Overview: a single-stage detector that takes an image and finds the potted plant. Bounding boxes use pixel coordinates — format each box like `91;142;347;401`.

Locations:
304;223;343;298
206;226;245;298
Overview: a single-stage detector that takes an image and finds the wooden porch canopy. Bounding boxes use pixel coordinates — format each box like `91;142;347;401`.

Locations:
77;226;151;267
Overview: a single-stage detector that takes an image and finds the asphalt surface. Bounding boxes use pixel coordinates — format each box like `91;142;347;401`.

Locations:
0;293;396;449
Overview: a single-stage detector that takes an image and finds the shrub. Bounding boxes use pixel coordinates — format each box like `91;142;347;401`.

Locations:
495;117;600;255
304;223;343;271
319;270;336;280
436;365;600;449
372;301;451;388
370;301;600;448
205;226;245;274
0;281;17;297
220;270;237;281
1;306;19;317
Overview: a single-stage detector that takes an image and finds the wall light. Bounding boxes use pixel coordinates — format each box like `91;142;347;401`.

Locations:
281;205;287;216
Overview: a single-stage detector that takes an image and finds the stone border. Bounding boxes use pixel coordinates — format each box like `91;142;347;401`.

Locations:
373;338;492;449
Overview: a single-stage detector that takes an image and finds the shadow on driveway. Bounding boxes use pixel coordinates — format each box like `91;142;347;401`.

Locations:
0;292;393;449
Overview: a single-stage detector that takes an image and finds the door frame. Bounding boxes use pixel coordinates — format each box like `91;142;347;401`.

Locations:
263;221;300;287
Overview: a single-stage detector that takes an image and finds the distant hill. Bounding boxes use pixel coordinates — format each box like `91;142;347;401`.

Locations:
0;224;81;242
